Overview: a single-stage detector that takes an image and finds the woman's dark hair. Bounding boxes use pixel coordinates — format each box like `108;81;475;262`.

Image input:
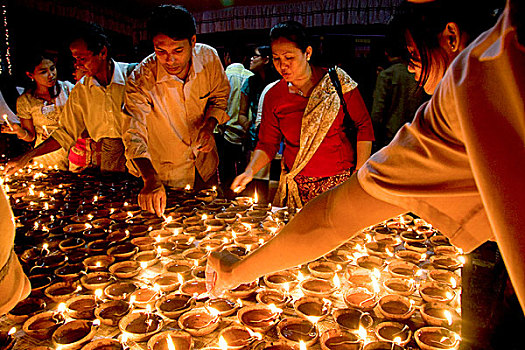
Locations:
256;45;271;58
392;0;503;88
72;23;111;57
270;21;310;52
148;5;196;41
23;51;60;98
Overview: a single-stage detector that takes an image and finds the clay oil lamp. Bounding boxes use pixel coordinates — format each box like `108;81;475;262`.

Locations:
256;289;291;309
134;250;159;268
219;326;260;350
106;230;130;245
421;303;461;329
70;214;93;224
277;318;318;348
299;278;337;298
195;189;216;202
428;270;461;289
80;271;114;290
7;297;46;324
230;223;250;236
375;321;412;347
184;225;208;239
238;216;261;229
246;209;268;221
130;285;163;309
87;239;110;255
430;254;463;271
363;342;403;350
155;241;178;257
429;234;451;247
234;196;253;207
182;247;209;266
395;249;426;265
83;255;115;272
149;229;173;243
42;251;68;270
0;327;16;350
263;270;298;291
107;242;138;260
400;230;427;244
66;295;97;319
147;331;194;350
204;218;226;232
23;309;66;340
294;297;331;323
29;274;53;294
377;295;416;321
83;227;107;241
215;211;238;224
178;307;221;336
414;326;461;350
55;263;86;281
63;223;87;235
118;310;164;342
131;236;156;251
198;238;225;253
320;329;362;350
434;245;460;256
419;281;455;304
180;279;208;299
234;234;261;252
365;241;394;259
387;260;420;279
21;246;42;265
205;298;240;317
44;281;81;302
164;259;194;278
226;280;259;299
165;221;184;235
383;277;416;297
169;235;196;251
105;281;139;301
153;273;184;293
252;341;295;350
81;338;123;350
156;293;195;320
183;215;203;227
191;266;206;280
307;261;339;279
333;308;373;333
404;241;428;254
324;250;352;265
95;300;131;326
356;255;385;270
110;211;130;222
238;304;281;333
109;260;141;279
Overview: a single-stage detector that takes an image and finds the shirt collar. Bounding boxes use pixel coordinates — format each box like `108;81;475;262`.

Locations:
156;45;203;84
88;59;126;87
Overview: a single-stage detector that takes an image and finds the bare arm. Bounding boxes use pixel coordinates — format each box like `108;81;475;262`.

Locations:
230;149;271;191
4;136;61;175
210;173;404;294
355;140;372;170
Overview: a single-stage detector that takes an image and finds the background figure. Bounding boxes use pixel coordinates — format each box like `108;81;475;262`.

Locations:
232;21;374;208
240;46;280;202
215;47;253;198
2;52;72;170
371;33;428;150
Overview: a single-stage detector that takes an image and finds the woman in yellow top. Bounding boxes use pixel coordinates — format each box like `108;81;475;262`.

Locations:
1;52;73;170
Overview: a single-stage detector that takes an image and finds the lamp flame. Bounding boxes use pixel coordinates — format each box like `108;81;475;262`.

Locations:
166;334;176;350
299;340;307;350
219;335;228;350
450;277;457;289
8;327;16;336
444;310;453;325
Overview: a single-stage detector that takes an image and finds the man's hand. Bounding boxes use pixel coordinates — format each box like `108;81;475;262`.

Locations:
230;169;254;193
206;249;242;298
195;126;215;153
138;177;166;217
1;123;22;136
4;154;32;175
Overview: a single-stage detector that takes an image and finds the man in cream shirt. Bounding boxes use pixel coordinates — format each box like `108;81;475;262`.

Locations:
123;5;230;216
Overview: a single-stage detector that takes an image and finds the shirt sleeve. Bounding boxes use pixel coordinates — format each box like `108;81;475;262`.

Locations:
345;88;375;141
255;87;282;160
16;94;32;120
204;53;231;125
50;86;86;151
122;70;152;161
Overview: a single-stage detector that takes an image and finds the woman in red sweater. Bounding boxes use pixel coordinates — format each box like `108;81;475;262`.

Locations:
231;21;374;208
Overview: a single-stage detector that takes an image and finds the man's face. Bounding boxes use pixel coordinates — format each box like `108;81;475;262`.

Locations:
153;34;195;79
69;39;107;78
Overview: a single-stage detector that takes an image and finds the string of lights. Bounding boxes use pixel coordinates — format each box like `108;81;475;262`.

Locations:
1;3;12;75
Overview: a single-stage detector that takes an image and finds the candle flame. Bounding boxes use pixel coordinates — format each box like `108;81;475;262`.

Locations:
444;310;453;325
146;304;152;313
219;335;229;350
446;292;454;301
237;298;243;307
185;184;191;191
459;255;466;265
372;268;381;280
202;214;208;221
450;277;457;289
299;340;307;350
233;186;242;193
92;319;101;327
121;332;128;344
8;327;16;336
42;243;49;250
166;334;176;350
57;302;67;313
267;303;282;315
95;261;102;268
177;273;184;285
393;336;402;345
421;253;427;260
246;328;263;340
76;285;82;292
95;289;103;299
208;306;221;318
306;315;321;325
129;295;136;306
254;190;258;204
333;274;341;288
357;325;367;341
297;271;305;281
140;261;148;269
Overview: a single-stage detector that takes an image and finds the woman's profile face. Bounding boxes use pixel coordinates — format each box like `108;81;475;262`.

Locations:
405;31;449;95
271;37;311;85
29;59;57;89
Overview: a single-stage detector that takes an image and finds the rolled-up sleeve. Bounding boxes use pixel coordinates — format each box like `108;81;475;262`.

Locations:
345;89;375;141
123;71;152;161
204;54;230;125
51;87;85;151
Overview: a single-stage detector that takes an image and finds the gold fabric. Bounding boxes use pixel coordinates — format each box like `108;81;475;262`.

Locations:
273;67;357;208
